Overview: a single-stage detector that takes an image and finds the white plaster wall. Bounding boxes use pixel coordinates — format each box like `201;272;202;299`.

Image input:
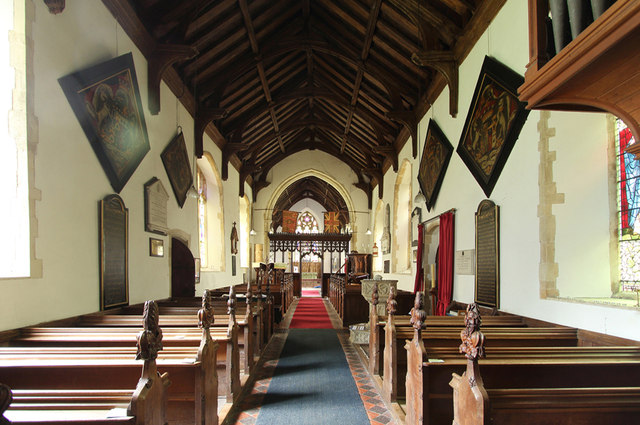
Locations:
0;0;245;331
370;0;640;340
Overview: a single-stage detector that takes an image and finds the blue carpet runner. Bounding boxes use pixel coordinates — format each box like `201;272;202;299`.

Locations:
255;329;370;425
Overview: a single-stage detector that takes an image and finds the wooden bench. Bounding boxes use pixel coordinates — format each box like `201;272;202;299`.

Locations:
0;301;173;425
81;289;256;375
381;294;578;403
7;294;239;405
448;303;640;425
403;298;640;425
368;286;527;377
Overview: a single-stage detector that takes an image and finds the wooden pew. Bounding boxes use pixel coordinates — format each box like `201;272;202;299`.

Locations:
380;291;578;402
403;297;640;425
7;294;238;405
0;301;172;425
448;304;640;425
83;288;256;375
368;285;526;376
161;286;268;355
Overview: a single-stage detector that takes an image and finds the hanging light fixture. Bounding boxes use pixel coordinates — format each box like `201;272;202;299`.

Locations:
414;189;426;204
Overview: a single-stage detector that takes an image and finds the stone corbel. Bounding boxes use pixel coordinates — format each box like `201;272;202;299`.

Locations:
44;0;65;14
195;107;228;157
411;50;458;118
148;44;198;115
386;110;418;159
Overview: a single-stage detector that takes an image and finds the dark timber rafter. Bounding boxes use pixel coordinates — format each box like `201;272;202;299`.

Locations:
239;0;285;156
339;0;383;155
105;0;505;198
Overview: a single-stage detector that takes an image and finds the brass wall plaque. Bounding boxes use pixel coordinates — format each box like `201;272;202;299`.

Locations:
475;199;499;308
99;194;129;310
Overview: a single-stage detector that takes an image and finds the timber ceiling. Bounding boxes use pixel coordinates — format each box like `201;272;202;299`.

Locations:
271;176;349;230
102;0;506;206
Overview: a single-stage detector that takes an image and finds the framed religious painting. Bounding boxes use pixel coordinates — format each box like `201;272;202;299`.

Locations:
457;56;530;197
418;120;453;211
161;131;193;208
59;53;150;193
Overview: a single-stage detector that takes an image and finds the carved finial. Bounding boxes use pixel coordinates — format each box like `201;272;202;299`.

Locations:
459;303;485;361
410;292;426;331
228;286;236;316
372;282;379;306
246;285;253;313
0;383;12;419
136;300;163;361
387;286;397;317
198;290;215;330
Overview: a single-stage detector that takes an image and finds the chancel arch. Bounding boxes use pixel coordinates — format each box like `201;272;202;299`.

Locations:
264;169;357;237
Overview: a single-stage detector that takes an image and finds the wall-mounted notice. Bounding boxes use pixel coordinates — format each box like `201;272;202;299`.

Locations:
455;249;475;275
475;199;500;308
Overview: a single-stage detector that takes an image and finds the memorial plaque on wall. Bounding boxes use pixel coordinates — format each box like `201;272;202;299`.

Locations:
144;177;169;235
99;194;129;310
475;199;499;308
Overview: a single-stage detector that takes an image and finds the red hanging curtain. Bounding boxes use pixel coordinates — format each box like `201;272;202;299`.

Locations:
436;212;454;315
413;223;424;293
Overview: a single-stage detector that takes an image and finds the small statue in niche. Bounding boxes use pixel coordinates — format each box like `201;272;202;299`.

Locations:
230;222;239;254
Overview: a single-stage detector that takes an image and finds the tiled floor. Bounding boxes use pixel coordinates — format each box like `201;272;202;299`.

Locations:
223;296;396;425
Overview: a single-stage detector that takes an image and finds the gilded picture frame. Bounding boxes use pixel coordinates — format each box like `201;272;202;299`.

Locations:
59;53;150;193
457;56;530;197
161;131;193;208
418;120;453;212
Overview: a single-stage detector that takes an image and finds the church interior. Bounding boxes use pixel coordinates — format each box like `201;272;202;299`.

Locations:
1;0;640;424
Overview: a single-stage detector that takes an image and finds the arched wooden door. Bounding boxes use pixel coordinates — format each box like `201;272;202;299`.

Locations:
171;238;195;297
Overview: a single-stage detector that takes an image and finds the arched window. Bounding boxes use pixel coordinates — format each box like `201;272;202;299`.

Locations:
615;118;640;293
196;153;225;271
0;0;30;277
196;167;208;268
373;200;385;272
296;211;319;234
393;160;412;272
239;196;250;268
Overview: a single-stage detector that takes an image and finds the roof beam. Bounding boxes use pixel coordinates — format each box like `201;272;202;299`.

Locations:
238;0;286;153
340;0;382;154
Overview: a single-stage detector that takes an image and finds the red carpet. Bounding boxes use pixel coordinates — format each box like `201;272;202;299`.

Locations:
289;297;333;329
301;287;321;297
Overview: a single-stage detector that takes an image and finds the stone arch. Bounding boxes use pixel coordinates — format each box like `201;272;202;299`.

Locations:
264;168;357;239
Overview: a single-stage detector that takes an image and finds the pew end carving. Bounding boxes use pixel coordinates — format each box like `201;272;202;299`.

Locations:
405;292;429;425
129;300;171;425
449;303;489;425
197;290;219;425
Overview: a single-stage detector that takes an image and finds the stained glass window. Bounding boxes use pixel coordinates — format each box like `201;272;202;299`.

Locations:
615;119;640;291
197;167;208;269
295;211;319;234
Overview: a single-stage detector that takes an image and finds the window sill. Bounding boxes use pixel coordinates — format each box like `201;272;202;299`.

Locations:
550;296;640;311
